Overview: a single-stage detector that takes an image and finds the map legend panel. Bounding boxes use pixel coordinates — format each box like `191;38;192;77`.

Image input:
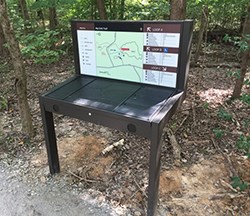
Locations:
144;52;178;67
143;70;160;85
162;53;178;67
144;52;162;65
162;33;180;48
77;24;96;76
142;23;181;87
145;33;162;46
159;72;177;88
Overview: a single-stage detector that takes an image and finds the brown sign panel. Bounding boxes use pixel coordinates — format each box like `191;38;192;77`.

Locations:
143;23;181;33
76;23;94;30
143;64;177;73
143;46;179;53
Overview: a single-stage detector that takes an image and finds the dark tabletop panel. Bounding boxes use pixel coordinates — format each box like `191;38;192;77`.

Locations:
46;75;175;120
114;86;174;120
46;76;95;100
64;78;141;111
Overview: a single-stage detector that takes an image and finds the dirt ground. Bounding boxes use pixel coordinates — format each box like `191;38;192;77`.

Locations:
0;43;250;215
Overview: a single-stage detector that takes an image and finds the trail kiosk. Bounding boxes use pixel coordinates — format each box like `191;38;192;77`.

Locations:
39;20;193;216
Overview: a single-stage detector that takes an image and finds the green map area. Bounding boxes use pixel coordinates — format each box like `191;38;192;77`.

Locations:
95;31;143;82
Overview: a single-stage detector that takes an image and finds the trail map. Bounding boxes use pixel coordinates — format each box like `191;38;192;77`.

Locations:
95;31;143;82
76;22;181;88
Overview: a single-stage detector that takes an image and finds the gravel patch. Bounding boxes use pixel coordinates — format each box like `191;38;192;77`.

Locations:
0;163;129;216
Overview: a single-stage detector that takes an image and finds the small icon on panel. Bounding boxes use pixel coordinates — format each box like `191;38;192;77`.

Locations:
164;48;168;53
147;27;151;32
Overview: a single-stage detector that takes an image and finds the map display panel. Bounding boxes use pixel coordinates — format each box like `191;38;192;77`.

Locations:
76;22;181;88
95;31;143;82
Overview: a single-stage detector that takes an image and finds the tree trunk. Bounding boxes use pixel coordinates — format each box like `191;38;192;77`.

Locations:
19;0;29;21
170;0;186;20
111;0;117;19
0;0;33;137
239;4;247;33
96;0;107;20
37;9;43;20
231;4;250;99
0;24;8;57
194;6;209;63
90;0;94;20
36;0;45;27
49;7;57;30
19;0;31;33
48;0;57;30
119;0;125;20
239;14;245;33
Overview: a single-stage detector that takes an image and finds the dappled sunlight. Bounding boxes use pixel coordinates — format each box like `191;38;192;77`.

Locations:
40;74;55;82
197;88;232;107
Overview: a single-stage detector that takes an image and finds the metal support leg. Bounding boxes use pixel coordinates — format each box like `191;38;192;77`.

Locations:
40;103;60;174
147;123;163;216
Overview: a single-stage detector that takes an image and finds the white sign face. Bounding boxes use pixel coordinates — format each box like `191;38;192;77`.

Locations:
77;30;96;76
76;22;181;88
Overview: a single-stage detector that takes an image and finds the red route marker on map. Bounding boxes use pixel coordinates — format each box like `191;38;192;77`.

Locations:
121;48;130;51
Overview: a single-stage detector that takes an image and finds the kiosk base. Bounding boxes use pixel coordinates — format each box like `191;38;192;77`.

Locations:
39;75;184;216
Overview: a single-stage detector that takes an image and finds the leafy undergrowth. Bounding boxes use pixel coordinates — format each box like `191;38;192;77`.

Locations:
1;43;250;215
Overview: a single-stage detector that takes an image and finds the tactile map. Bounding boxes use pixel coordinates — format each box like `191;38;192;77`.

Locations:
76;22;181;88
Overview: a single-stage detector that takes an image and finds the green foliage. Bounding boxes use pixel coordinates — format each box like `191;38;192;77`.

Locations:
0;61;9;74
231;176;249;191
224;34;250;52
125;0;169;20
242;119;250;129
212;128;224;139
66;0;94;20
217;107;233;121
236;135;250;157
226;69;241;79
244;79;250;87
241;93;250;105
30;0;78;26
187;0;249;30
170;122;177;130
203;102;210;109
240;34;250;52
8;3;27;32
4;0;249;65
0;96;8;111
30;0;76;10
20;30;65;64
